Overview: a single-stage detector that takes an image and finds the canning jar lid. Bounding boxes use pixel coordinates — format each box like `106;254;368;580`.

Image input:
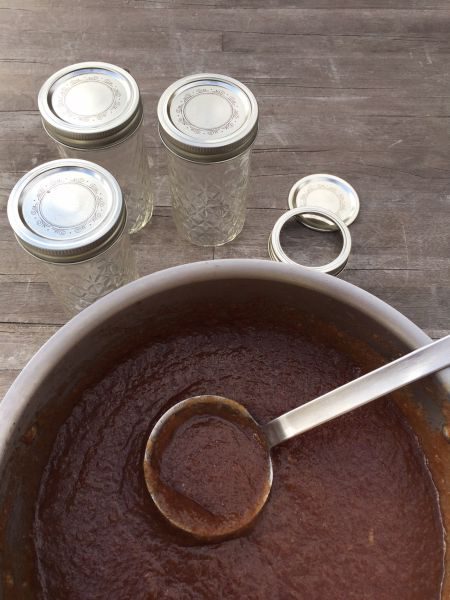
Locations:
288;174;360;232
8;159;126;263
157;73;258;162
38;62;143;149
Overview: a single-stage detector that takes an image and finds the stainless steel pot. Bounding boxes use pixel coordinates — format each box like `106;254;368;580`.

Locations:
0;259;448;598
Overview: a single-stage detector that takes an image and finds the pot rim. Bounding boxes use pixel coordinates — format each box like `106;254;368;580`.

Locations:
1;259;449;463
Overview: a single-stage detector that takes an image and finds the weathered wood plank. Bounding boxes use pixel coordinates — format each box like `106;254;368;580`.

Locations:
223;31;450;56
0;323;60;370
3;8;450;38
2;0;450;9
0;30;222;65
0;281;67;325
2;26;450;67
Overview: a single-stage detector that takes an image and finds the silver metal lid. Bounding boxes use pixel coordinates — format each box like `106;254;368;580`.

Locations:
8;159;126;263
288;174;360;232
38;62;143;149
157;73;258;162
268;207;352;276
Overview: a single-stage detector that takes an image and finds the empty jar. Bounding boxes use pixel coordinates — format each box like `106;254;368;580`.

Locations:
158;74;258;246
38;62;153;234
7;159;138;316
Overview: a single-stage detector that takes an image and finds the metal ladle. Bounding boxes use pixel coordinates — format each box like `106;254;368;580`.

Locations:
144;335;450;541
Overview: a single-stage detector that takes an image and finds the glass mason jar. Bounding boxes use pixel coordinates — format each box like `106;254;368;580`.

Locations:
158;74;259;246
7;159;138;316
38;62;153;234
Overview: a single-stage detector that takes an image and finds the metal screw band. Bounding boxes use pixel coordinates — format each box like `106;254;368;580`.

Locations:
268;207;352;276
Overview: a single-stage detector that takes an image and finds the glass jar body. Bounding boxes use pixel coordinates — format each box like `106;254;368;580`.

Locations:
54;125;153;234
40;234;138;316
165;148;252;247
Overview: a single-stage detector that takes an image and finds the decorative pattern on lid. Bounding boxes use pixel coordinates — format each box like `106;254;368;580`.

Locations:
29;175;107;239
8;159;125;263
51;72;126;126
158;74;258;162
38;62;142;149
171;85;245;138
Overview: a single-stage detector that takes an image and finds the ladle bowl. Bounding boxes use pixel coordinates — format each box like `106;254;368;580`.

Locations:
144;395;273;541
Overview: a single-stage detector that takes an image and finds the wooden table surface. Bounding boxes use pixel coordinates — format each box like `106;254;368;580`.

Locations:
1;0;449;398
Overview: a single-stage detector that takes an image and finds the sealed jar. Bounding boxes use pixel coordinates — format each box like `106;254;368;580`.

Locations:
158;73;258;246
7;159;138;316
38;62;153;234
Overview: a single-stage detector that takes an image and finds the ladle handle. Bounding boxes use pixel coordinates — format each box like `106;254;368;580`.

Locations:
264;335;450;448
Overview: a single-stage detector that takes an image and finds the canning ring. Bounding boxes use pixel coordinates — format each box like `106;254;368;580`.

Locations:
268;207;352;276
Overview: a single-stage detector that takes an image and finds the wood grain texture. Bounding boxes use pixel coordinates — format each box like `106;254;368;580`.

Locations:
0;0;449;400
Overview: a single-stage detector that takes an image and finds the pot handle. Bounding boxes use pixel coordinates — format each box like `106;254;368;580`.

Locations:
264;335;450;448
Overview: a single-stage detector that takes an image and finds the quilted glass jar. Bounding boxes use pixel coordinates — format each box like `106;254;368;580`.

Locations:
7;159;138;316
158;74;258;246
38;62;153;234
